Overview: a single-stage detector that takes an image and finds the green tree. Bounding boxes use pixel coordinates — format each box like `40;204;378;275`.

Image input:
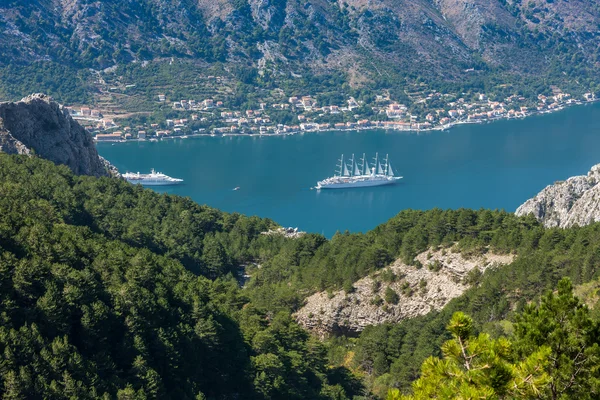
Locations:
514;278;600;400
391;312;550;399
385;287;400;305
201;234;230;279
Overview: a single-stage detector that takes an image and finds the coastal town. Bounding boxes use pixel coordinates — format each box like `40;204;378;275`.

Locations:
68;85;597;142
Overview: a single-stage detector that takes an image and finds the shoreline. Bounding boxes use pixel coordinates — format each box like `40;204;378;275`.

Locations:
95;98;599;144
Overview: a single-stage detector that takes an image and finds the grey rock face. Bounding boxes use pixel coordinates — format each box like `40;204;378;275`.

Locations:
515;164;600;228
0;93;109;177
294;248;514;337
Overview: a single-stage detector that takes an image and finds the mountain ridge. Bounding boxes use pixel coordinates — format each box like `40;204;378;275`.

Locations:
2;0;600;100
0;93;112;177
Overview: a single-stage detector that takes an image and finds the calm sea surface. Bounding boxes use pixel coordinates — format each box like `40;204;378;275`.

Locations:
98;103;600;237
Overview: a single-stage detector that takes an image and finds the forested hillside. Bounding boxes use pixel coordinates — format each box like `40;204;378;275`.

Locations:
0;154;359;399
3;152;600;398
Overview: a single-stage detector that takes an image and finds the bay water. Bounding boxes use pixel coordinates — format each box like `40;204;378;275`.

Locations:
98;103;600;237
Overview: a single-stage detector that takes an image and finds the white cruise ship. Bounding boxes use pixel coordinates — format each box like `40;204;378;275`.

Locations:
316;153;402;189
123;169;183;186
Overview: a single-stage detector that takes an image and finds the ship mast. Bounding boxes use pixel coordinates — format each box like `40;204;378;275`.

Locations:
361;153;367;176
348;154;355;177
374;153;378;175
336;154;344;177
384;154;389;176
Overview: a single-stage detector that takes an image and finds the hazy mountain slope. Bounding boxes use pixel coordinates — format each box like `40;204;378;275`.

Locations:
1;0;599;86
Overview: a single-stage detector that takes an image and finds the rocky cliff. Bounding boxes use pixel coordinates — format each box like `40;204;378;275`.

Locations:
515;164;600;228
0;94;110;177
294;247;514;337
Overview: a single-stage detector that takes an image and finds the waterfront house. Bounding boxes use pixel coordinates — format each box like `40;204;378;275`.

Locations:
300;123;318;131
95;132;122;142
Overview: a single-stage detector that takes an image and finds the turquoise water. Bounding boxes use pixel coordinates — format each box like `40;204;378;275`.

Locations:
98;103;600;237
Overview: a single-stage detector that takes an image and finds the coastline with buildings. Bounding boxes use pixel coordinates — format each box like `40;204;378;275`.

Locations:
66;89;598;143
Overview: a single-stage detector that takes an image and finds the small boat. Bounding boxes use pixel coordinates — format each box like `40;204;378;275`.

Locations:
233;186;240;191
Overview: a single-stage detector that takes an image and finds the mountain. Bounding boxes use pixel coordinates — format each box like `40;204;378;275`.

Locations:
1;0;600;102
516;163;600;228
0;94;112;177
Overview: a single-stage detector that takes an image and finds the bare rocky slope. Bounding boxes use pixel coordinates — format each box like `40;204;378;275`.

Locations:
2;0;599;85
0;94;111;177
295;246;514;336
515;164;600;228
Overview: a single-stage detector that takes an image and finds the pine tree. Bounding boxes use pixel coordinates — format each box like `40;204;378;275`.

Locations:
390;312;550;399
514;278;600;400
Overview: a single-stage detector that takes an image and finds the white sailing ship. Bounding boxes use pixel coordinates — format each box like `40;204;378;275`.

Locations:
316;153;402;189
123;169;183;186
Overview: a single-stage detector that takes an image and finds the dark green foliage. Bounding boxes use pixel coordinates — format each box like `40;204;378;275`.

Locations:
7;151;600;398
248;208;540;312
0;63;92;104
381;269;398;283
0;154;358;399
514;278;600;399
371;296;384;307
384;287;400;305
400;282;413;298
393;280;600;399
427;260;442;273
391;312;550;399
332;221;600;393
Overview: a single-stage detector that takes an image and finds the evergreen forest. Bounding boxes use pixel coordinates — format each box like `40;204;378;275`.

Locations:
2;153;600;399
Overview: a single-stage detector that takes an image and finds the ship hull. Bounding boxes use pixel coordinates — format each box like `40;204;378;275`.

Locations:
125;179;182;186
317;177;401;189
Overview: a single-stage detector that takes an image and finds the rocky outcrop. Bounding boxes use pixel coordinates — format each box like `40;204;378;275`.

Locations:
0;94;110;177
295;247;514;337
515;164;600;228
